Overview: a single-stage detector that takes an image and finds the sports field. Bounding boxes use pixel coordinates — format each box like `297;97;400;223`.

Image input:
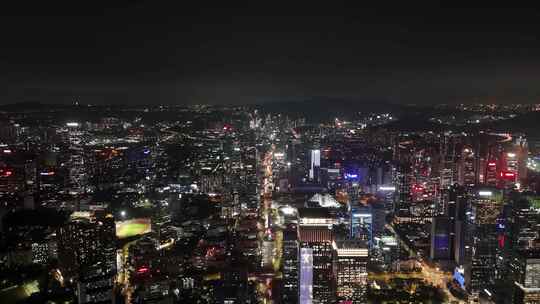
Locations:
116;218;151;239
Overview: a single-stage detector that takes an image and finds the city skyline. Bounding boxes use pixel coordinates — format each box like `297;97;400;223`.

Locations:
4;4;540;304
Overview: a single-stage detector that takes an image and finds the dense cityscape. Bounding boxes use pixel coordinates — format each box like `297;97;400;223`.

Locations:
0;101;540;304
5;3;540;304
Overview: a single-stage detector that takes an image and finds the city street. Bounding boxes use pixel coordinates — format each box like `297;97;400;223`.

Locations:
387;224;461;303
257;145;283;304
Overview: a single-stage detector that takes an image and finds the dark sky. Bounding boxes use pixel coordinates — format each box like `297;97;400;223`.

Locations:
2;3;540;105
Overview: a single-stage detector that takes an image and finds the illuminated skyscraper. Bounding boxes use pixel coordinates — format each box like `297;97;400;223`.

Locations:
57;212;116;279
350;203;372;247
299;208;335;304
465;188;504;301
430;216;452;260
282;228;299;304
508;196;540;303
440;157;455;189
512;256;540;304
333;240;368;303
310;149;321;182
299;248;313;304
458;147;476;187
394;161;412;212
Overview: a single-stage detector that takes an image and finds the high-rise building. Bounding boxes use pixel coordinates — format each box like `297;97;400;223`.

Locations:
430;216;452;260
448;186;468;265
394;161;412;212
282;228;299;304
57;212;116;279
299;247;313;304
440;157;455;190
310;149;321;182
464;188;504;300
77;263;115;304
371;201;386;239
458;147;476;187
350;203;372;247
333;240;368;303
299;208;335;304
512;256;540;304
438;185;468;264
378;236;400;270
508;196;540;303
485;158;499;187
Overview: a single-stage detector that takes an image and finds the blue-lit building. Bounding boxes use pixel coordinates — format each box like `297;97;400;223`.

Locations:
430;216;452;260
299;248;313;304
350;203;372;247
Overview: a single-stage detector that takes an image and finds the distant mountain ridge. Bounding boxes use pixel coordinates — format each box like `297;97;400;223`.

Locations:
0;101;73;112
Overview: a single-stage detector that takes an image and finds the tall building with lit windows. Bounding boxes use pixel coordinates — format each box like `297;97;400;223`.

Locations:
333;240;368;303
298;208;336;304
464;188;504;300
77;262;115;304
65;122;89;198
458;146;476;187
394;160;412;209
508;196;540;303
299;247;313;304
350;203;372;247
512;256;540;304
310;149;321;182
430;216;452;260
57;211;116;279
282;228;299;304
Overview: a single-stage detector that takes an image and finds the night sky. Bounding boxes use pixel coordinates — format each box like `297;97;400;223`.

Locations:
2;3;540;105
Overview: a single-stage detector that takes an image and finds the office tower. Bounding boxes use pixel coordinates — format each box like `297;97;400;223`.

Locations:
485;158;499;187
298;207;339;227
31;237;53;264
458;147;476;187
506;151;519;175
508;197;540;303
345;179;360;205
511;253;540;304
299;208;335;304
515;135;528;185
448;186;468;265
333;240;368;304
200;173;225;194
282;228;299;304
394;161;412;212
465;188;504;301
430;216;452;260
439;185;468;264
350;203;372;247
371;202;386;239
310;149;321;182
512;198;540;252
378;236;400;270
300;247;313;304
440;156;455;190
65;122;88;199
467;225;499;300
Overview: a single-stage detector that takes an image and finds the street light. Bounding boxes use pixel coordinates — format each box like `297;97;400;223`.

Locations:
120;210;126;218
